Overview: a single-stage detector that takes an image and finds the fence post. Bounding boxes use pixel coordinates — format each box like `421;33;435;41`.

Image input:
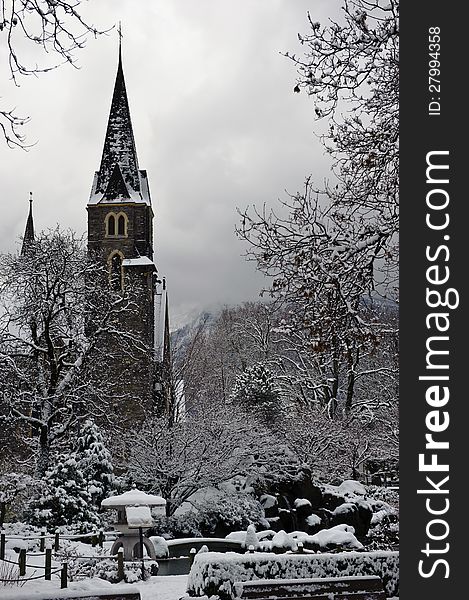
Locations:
45;545;52;580
98;529;104;548
61;562;68;589
40;528;46;552
0;530;5;560
189;547;197;566
54;530;60;552
91;530;97;547
117;547;124;582
19;548;26;576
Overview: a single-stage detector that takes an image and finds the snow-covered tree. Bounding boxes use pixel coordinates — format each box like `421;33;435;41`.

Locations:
126;400;298;516
1;0;107;147
29;452;100;531
74;419;115;509
287;0;399;290
0;472;35;526
0;228;150;476
231;363;281;425
237;1;399;413
174;300;397;422
279;399;398;482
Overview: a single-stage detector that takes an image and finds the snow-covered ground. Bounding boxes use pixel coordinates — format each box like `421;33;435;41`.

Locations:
0;574;188;600
1;539;187;600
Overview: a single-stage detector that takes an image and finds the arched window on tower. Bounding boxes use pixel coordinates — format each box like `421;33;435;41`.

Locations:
107;214;116;236
110;252;123;291
118;214;125;236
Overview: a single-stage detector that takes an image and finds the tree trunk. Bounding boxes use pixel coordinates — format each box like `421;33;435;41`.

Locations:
345;347;360;414
36;425;50;477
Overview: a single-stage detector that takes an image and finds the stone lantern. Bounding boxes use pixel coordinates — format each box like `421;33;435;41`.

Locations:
101;489;166;560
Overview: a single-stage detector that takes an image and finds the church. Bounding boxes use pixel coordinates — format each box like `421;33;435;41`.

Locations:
21;42;174;423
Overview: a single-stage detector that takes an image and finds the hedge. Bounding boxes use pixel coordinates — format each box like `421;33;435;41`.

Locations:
187;550;399;598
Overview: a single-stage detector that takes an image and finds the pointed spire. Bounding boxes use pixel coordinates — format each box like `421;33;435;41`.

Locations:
95;28;140;196
21;192;35;255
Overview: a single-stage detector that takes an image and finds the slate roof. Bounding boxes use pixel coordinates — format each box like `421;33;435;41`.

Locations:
88;45;150;206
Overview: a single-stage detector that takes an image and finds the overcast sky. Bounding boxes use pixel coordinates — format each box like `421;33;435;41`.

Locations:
1;0;341;328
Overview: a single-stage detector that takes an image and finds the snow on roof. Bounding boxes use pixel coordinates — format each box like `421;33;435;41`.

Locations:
88;169;151;206
125;505;153;528
101;489;166;508
122;256;156;268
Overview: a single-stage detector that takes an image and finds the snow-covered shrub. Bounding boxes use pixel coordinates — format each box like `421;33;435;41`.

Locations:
187;550;399;599
28;453;100;532
271;530;298;552
293;524;363;551
337;480;367;498
366;502;399;551
366;485;399;509
150;512;203;539
0;473;37;525
2;522;44;553
196;492;266;537
244;525;260;551
74;419;115;509
58;543;106;582
230;364;281;425
95;559;158;583
150;491;265;539
306;514;321;527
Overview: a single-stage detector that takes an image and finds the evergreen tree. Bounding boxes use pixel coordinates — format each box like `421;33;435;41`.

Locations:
231;364;281;425
75;419;115;510
30;453;99;532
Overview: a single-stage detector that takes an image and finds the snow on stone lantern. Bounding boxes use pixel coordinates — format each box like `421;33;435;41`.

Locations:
101;489;166;561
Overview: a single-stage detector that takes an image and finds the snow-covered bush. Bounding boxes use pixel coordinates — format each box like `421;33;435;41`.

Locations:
293;524;363;551
2;522;44;553
74;419;115;509
337;480;367;497
271;530;298;552
95;559;158;583
150;512;203;539
28;453;100;532
230;364;281;425
57;542;108;582
195;492;266;537
244;525;260;551
0;473;37;525
187;550;399;599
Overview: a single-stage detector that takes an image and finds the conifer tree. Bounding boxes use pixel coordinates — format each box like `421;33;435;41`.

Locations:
30;453;100;532
231;364;281;425
75;419;115;509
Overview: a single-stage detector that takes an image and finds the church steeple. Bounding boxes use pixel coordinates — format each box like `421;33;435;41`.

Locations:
91;36;150;204
21;192;35;255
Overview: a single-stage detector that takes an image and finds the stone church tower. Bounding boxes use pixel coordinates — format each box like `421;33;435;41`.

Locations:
86;43;173;422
